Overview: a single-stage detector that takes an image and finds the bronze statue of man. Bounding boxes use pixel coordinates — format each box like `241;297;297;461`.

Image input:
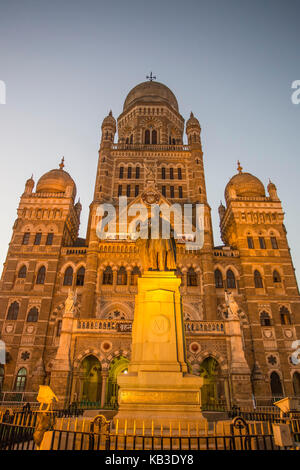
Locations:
136;233;176;271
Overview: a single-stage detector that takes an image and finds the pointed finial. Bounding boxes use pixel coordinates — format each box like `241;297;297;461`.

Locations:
109;110;112;116
31;174;33;179
190;112;194;118
59;157;65;170
237;160;243;174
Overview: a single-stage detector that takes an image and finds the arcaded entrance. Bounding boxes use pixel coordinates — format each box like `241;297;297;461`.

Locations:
80;355;102;403
106;356;129;408
199;357;223;407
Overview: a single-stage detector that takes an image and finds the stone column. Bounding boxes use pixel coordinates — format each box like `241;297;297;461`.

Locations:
126;268;131;288
81;241;98;317
100;371;108;408
182;268;188;294
113;267;118;292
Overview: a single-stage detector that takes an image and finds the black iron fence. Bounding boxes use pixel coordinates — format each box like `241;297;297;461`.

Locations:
1;416;300;451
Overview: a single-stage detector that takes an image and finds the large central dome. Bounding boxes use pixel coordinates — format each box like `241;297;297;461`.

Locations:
123;81;179;112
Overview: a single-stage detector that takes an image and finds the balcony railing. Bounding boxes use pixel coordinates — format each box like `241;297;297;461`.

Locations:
185;321;225;334
111;143;190;152
76;319;132;332
76;319;225;334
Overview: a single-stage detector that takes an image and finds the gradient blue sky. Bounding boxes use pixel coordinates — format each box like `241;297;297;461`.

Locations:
0;0;299;280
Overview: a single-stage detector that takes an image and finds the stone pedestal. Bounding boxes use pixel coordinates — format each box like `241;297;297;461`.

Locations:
114;271;205;427
50;306;75;405
225;317;252;406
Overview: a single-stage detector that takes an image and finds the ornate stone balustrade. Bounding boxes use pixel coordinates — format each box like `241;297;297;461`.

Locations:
62;248;87;255
76;319;132;332
184;321;225;334
76;319;225;334
111;143;190;152
213;248;239;257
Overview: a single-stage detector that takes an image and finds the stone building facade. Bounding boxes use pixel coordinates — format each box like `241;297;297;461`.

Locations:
0;80;300;408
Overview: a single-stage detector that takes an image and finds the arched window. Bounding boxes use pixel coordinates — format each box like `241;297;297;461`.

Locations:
273;270;281;283
162;167;166;179
260;311;271;326
22;232;30;245
280;306;291;325
36;266;46;285
76;267;85;286
214;269;223;288
0;366;4;391
18;265;27;279
63;267;73;286
7;301;19;320
103;266;113;285
127;167;132;179
56;320;62;337
135;166;140;179
119;167;124;179
254;270;263;288
117;267;127;285
131;266;141;286
178;168;182;179
27;307;38;322
152;129;157;144
170;168;174;179
145;129;150;144
293;372;300;396
226;269;236;289
270;371;283;397
130;134;133;144
15;368;27;392
187;267;198;286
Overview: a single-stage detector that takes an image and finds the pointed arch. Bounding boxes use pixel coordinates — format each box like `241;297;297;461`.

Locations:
226;269;236;289
63;266;73;286
7;301;19;320
36;266;46;285
18;265;27;279
254;270;263;288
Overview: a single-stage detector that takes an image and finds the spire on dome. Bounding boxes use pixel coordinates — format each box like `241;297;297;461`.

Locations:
59;157;65;170
237;160;243;174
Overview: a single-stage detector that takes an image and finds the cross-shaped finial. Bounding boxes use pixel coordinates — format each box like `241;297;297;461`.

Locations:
237;160;243;174
146;72;156;82
59;157;65;170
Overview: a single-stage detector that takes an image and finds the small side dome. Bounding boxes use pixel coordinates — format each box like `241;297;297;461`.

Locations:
101;110;116;130
225;161;265;201
36;158;76;199
186;112;200;130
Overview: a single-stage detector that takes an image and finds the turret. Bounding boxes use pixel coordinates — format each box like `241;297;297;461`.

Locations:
186;112;201;146
101;110;116;146
24;175;34;195
267;179;279;201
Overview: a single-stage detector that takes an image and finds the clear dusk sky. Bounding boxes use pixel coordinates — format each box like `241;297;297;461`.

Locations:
0;0;299;281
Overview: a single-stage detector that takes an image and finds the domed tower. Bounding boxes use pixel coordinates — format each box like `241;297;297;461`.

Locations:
82;78;217;319
24;175;35;195
186;112;201;146
101;111;116;146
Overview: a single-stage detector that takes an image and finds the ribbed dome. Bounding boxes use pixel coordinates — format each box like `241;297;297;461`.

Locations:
36;168;76;198
123;81;179;112
225;172;265;200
